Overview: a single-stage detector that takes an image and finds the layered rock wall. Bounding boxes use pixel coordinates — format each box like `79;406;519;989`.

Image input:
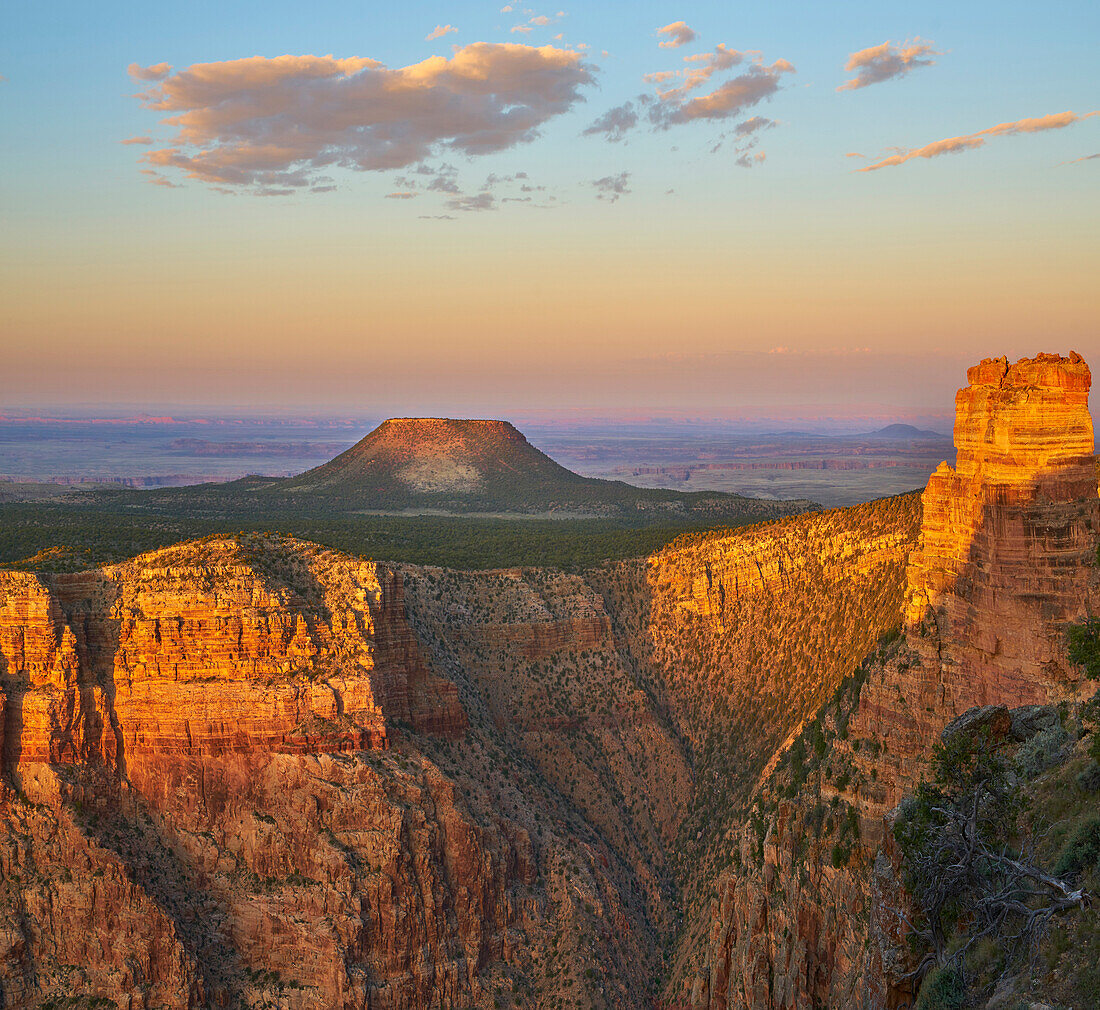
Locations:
905;352;1098;709
687;353;1100;1009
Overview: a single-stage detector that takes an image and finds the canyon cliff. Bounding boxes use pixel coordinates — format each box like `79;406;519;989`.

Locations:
684;353;1098;1009
0;499;917;1007
0;353;1094;1008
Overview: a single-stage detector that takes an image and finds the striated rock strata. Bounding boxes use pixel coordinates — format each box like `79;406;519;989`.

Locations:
0;495;922;1008
905;351;1097;709
686;353;1099;1009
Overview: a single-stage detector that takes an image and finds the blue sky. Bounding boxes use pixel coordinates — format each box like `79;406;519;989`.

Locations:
1;1;1097;415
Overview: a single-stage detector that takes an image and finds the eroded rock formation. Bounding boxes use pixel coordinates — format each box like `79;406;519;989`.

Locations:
686;353;1099;1009
0;496;921;1008
906;352;1097;708
4;354;1090;1009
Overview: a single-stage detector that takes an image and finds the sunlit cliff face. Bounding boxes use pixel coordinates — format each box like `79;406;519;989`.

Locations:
905;352;1099;707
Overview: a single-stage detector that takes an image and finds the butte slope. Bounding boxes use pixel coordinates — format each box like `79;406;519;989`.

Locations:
117;418;817;522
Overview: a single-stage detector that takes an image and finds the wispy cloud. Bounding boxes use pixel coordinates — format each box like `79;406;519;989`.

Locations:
425;24;457;41
656;21;696;49
583;99;645;142
734;116;775;138
385;191;417;199
139;168;180;188
448;192;496;211
736;151;766;168
652;60;795;127
856;110;1098;171
120;135;154;145
657;43;746;102
838;39;938;91
591;171;630;201
131;46;594;192
512;13;558;33
127;62;172;81
1065;152;1099;165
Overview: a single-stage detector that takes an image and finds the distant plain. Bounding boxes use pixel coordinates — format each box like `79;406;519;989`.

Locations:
0;417;953;507
0;416;952;571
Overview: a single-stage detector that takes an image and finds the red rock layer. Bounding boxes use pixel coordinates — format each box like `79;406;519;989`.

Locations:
0;538;666;1009
905;352;1098;709
1;540;467;781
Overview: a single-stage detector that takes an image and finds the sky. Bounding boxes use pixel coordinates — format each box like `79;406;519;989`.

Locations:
1;1;1097;419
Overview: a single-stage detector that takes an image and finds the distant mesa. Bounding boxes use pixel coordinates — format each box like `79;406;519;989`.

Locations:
284;418;574;496
859;423;948;440
124;417;818;522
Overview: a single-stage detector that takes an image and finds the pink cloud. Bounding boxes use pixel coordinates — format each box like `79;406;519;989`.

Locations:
132;46;594;190
838;39;938;91
425;24;457;42
656;60;795;126
127;62;172;81
657;43;747;102
120;135;154;145
656;21;696;49
857;110;1098;171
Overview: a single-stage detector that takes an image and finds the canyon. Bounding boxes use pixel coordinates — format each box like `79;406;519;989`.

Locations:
0;353;1096;1008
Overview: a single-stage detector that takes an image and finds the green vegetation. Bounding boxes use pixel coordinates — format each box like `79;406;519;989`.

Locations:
1053;817;1100;881
895;710;1094;1006
913;965;965;1010
1066;617;1100;680
0;502;733;573
1066;617;1100;767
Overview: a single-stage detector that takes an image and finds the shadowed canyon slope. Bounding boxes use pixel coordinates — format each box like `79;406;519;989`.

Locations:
0;353;1096;1008
121;417;816;523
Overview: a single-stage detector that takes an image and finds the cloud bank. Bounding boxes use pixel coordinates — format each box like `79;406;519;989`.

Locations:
838;39;938;91
857;111;1098;171
130;46;594;191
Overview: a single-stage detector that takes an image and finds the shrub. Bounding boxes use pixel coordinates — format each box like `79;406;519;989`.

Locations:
1053;816;1100;881
1076;762;1100;792
1015;724;1069;778
1067;619;1100;680
913;965;965;1010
